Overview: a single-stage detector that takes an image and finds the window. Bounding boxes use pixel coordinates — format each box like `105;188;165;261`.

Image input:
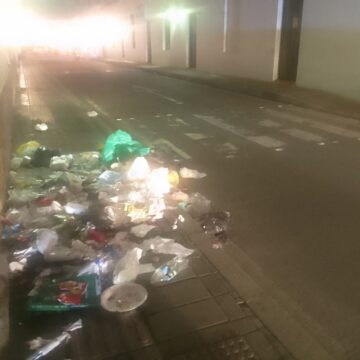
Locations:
130;15;136;49
163;20;171;50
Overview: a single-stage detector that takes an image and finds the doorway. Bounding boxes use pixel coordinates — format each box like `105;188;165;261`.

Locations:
278;0;304;81
188;13;197;68
146;20;152;64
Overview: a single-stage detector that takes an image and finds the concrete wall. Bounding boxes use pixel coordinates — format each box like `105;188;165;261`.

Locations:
297;0;360;101
106;0;280;81
0;47;12;355
196;0;279;81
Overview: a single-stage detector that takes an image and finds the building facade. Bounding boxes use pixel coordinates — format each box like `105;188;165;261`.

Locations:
104;0;360;101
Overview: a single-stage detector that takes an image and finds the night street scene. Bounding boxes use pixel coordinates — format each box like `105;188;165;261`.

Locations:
1;0;360;359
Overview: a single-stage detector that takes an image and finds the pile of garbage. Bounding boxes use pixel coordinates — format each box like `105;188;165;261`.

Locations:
2;130;229;359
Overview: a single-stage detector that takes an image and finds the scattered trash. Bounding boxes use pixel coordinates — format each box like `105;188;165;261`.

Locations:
31;147;61;167
87;111;98;117
180;167;207;179
26;320;82;360
101;282;148;312
142;236;194;258
35;229;58;255
98;170;123;185
50;155;73;171
187;192;211;218
127;157;150;181
101;130;150;164
151;257;189;284
5;132;229;357
130;224;155;238
16;141;40;156
64;202;88;216
28;275;100;311
34;123;48;132
113;248;143;284
201;211;230;241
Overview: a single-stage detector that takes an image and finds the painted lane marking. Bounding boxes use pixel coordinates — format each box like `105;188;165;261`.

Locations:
152;138;191;160
134;86;183;105
281;128;325;142
259;119;281;128
194;114;285;149
175;118;189;125
84;97;110;117
266;109;360;139
185;133;210;140
247;135;285;148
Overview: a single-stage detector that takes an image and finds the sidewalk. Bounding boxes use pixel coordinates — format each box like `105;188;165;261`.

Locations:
136;65;360;121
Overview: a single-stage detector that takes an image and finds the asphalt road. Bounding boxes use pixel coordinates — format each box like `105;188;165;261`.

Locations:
17;58;360;359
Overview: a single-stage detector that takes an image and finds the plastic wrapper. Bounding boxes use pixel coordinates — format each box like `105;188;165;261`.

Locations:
113;248;143;284
180;167;207;179
170;191;190;203
5;207;31;225
101;130;150;164
187;192;211;218
34;123;48;132
35;201;63;217
64;202;88;216
201;211;230;240
130;224;155;238
141;236;194;258
8;189;42;206
151;257;189;284
36;229;58;255
10;157;23;170
31;147;61;167
16;141;40;156
104;204;131;228
101;282;148;312
72;151;100;170
28;274;100;311
50;155;73;171
26;319;82;360
98;170;123;185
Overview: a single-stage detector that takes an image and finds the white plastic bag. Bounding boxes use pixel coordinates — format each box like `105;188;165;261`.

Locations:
36;229;58;254
180;167;206;179
113;248;143;284
141;236;194;258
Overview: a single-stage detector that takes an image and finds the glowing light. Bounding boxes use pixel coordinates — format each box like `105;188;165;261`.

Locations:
0;2;129;53
160;7;190;26
147;168;171;197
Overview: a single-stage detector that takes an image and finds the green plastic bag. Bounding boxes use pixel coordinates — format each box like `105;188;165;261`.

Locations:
101;130;150;164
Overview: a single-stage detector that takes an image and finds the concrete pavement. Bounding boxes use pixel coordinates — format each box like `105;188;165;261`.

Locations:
11;58;360;359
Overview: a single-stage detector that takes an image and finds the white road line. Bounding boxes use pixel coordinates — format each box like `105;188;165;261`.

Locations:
185;133;209;140
175;118;189;125
281;128;325;142
247;135;285;148
266;109;360;139
83;97;110;117
134;86;183;105
194;114;285;149
259;119;281;128
153;138;192;159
